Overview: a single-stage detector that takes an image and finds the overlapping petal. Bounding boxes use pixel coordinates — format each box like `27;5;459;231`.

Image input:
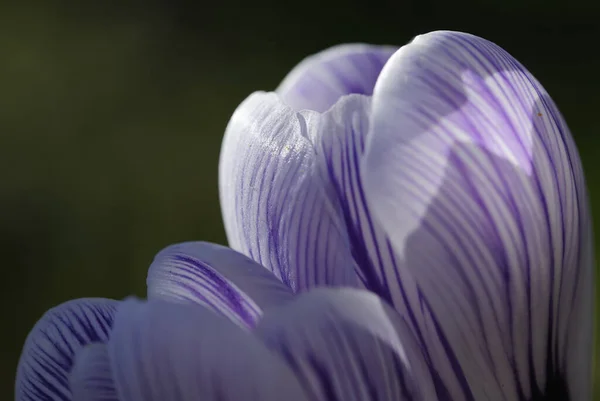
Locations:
146;241;294;328
311;93;399;298
219;92;360;290
277;44;397;112
219;44;402;291
255;288;438;401
103;298;311;401
361;31;593;400
15;298;118;401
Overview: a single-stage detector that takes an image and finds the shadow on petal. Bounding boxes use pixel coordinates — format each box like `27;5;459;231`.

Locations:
70;343;118;401
362;31;592;400
277;44;397;112
106;298;311;401
255;288;438;401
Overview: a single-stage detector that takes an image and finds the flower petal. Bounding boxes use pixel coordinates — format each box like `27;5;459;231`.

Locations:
361;31;593;400
219;92;359;290
255;288;438;401
146;241;294;328
107;298;311;401
311;93;398;298
16;298;118;401
70;343;118;401
276;44;397;112
306;68;452;397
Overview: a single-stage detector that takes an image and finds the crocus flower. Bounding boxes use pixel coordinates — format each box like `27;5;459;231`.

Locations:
15;30;593;401
220;30;594;400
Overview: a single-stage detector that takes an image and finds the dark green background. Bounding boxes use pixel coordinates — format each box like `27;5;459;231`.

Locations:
2;1;599;399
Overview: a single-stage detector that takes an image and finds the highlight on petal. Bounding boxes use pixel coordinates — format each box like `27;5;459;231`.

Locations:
360;30;593;400
276;44;397;112
219;91;359;291
70;343;118;401
255;288;438;401
146;241;295;328
15;298;118;401
106;298;311;401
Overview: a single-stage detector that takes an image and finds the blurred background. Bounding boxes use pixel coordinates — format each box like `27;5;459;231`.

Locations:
2;0;599;399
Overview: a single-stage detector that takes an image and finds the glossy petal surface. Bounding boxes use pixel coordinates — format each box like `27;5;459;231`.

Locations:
219;92;359;290
16;298;118;401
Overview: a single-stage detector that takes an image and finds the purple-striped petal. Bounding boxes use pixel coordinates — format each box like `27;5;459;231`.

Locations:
276;44;397;112
15;298;118;401
146;241;294;328
219;92;359;291
219;30;593;400
361;31;594;400
255;288;438;401
105;298;311;401
70;344;118;401
310;93;395;296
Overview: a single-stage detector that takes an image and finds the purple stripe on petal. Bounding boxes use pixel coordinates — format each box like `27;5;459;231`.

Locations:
16;298;118;401
146;242;294;329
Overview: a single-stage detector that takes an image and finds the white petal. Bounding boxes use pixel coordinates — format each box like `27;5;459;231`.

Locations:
361;30;593;400
219;92;359;290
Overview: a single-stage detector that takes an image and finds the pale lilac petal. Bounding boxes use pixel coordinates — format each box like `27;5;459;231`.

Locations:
255;288;438;401
219;92;359;291
361;30;593;400
277;44;397;112
146;241;294;328
70;344;118;401
107;298;311;401
15;298;118;401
